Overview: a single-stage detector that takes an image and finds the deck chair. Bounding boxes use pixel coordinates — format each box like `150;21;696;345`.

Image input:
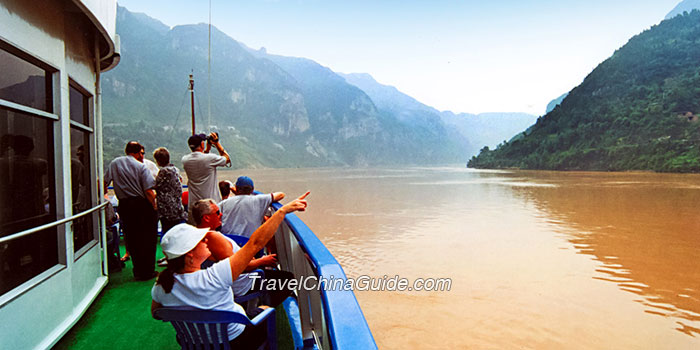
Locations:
234;269;266;314
153;306;277;350
224;234;264;258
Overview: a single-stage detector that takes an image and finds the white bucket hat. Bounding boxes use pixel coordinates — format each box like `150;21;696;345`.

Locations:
160;223;209;259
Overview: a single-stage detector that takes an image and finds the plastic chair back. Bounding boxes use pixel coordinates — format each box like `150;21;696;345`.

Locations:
153;307;277;350
224;234;264;258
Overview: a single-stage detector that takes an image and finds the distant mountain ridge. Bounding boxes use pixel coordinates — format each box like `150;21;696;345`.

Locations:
469;10;700;172
339;72;537;157
440;111;538;156
103;6;467;168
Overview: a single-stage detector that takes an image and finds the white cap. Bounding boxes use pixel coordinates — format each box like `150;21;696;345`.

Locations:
160;223;209;259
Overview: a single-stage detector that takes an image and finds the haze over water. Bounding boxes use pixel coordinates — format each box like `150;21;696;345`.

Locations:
221;167;700;349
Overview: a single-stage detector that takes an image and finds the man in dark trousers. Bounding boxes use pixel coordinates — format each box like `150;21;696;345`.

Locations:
104;141;158;280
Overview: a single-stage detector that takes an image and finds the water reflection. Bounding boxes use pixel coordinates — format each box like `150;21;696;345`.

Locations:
507;170;700;337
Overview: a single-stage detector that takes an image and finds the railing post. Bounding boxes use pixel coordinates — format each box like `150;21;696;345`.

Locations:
269;203;377;349
292;237;315;342
274;224;292;272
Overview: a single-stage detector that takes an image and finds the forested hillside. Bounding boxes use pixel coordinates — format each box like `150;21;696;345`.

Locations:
469;11;700;172
102;6;466;168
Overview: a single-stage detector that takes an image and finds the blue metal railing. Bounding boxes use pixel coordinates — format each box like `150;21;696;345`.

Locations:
108;186;376;348
271;202;377;350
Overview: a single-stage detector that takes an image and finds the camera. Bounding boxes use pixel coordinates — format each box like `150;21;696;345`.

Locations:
206;132;219;143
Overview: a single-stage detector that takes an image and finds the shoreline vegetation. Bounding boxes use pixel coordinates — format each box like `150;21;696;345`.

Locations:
469;10;700;173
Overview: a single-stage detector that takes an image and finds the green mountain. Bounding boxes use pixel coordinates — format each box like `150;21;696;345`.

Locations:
102;6;466;168
469;11;700;172
545;93;568;114
666;0;700;19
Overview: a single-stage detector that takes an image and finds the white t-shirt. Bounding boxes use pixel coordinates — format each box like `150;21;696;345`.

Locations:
182;152;228;203
227;236;255;296
151;260;246;340
143;159;159;179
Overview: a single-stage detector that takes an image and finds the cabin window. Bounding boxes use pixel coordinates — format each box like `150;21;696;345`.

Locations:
0;43;51;113
69;82;96;254
0;43;58;294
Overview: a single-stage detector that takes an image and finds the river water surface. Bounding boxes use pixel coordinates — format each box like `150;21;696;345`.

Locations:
219;167;700;349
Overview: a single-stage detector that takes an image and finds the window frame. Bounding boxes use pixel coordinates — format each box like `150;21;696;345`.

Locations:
0;40;53;113
68;79;98;259
0;39;64;302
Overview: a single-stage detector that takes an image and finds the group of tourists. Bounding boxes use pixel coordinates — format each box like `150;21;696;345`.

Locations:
104;132;308;348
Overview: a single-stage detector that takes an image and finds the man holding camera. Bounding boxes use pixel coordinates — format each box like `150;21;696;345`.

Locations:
182;132;231;222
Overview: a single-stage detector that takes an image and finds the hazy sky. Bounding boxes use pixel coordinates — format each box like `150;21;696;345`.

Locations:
116;0;682;115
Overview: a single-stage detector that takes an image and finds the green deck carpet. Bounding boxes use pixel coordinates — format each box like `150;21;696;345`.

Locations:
54;241;293;349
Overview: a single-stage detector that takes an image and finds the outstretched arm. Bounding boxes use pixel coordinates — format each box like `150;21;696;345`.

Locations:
271;192;285;202
229;192;309;280
206;231;277;271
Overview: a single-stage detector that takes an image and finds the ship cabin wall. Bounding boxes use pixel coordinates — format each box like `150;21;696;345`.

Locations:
0;0;117;349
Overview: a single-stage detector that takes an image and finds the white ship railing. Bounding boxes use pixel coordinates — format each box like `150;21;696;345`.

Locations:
0;202;109;244
270;201;377;350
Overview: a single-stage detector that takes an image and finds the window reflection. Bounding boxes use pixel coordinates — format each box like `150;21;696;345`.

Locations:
69;85;89;125
0;46;50;112
0;107;57;294
70;84;94;252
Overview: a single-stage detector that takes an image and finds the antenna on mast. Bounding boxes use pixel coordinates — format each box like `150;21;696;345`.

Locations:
207;0;212;134
189;73;195;135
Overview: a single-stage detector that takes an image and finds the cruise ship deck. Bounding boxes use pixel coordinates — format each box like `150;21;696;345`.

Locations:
0;1;375;348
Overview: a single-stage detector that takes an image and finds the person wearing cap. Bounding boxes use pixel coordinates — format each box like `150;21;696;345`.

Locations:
192;198;294;307
182;132;230;222
151;192;309;348
104;141;158;280
219;176;285;238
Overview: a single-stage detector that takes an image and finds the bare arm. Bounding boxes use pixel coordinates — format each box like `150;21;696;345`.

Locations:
271;192;285;202
246;254;278;271
229;192;309;281
208;132;230;164
213;142;230;164
206;231;234;261
151;300;163;316
205;231;276;271
145;189;157;211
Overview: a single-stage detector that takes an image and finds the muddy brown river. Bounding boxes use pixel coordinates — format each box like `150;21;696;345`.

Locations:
217;167;700;349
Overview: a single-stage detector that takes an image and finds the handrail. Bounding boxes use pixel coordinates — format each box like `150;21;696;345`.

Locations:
0;201;109;244
271;201;377;350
